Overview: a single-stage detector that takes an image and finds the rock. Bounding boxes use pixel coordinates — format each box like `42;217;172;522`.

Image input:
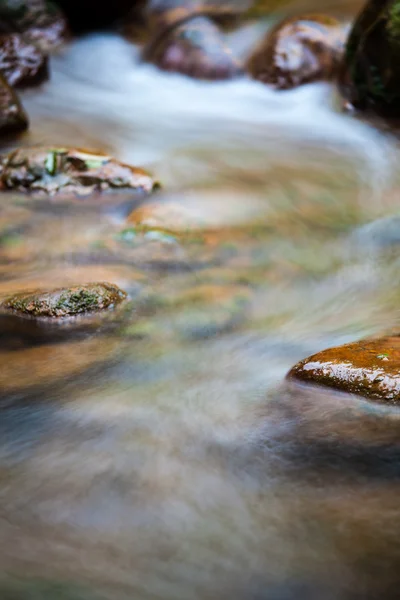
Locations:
0;147;159;196
247;14;346;89
0;71;28;134
0;0;68;51
288;337;400;403
339;0;400;117
0;33;48;87
145;15;243;81
2;282;127;318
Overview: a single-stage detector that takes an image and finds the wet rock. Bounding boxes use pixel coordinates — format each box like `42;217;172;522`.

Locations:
288;336;400;403
0;0;68;51
339;0;400;117
247;14;346;89
146;15;243;81
2;282;127;318
0;71;28;134
0;33;48;87
0;147;158;196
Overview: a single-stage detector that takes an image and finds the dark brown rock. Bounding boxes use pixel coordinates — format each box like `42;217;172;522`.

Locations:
339;0;400;117
2;282;127;318
0;33;48;87
0;0;68;51
0;71;28;134
247;14;346;89
288;337;400;404
0;147;159;196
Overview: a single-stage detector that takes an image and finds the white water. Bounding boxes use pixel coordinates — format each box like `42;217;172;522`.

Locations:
20;31;396;190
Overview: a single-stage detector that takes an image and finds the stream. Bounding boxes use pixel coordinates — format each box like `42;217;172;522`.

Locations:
1;11;400;600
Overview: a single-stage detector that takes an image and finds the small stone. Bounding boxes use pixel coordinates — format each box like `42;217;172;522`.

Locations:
0;71;28;134
288;337;400;403
2;282;127;318
0;147;159;196
0;33;49;88
247;14;346;89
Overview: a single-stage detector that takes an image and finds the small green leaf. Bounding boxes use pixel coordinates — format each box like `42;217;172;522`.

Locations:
44;151;57;176
377;353;390;360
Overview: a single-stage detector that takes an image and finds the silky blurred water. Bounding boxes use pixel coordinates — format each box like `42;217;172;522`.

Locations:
2;9;400;600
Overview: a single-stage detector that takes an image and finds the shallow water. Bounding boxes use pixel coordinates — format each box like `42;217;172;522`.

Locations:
2;13;400;600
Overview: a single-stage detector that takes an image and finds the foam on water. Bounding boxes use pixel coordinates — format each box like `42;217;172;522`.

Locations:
21;31;397;191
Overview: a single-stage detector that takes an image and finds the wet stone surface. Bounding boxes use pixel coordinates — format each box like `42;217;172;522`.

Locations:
0;71;28;133
2;282;127;318
0;33;49;88
339;0;400;117
0;0;68;51
247;14;346;89
0;148;159;196
288;337;400;404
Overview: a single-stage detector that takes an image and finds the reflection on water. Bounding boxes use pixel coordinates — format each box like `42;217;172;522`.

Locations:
2;15;400;600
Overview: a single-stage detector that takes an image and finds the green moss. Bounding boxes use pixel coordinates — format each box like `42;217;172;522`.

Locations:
55;289;99;314
389;1;400;38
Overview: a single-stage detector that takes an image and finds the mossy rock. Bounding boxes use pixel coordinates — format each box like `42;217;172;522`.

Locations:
2;282;127;318
288;336;400;404
340;0;400;117
0;147;159;196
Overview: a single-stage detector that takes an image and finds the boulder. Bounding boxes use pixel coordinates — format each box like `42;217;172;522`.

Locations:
247;14;346;89
0;33;48;87
2;282;127;318
339;0;400;117
0;71;28;134
288;336;400;404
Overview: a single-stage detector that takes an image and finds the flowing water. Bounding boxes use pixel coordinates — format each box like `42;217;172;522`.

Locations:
2;9;400;599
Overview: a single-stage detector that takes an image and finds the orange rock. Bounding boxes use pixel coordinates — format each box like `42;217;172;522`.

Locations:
288;337;400;403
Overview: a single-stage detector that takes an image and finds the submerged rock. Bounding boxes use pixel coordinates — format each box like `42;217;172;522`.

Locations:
339;0;400;116
2;282;127;318
0;33;48;87
247;14;346;89
288;337;400;404
0;71;28;133
0;147;158;196
0;0;68;51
